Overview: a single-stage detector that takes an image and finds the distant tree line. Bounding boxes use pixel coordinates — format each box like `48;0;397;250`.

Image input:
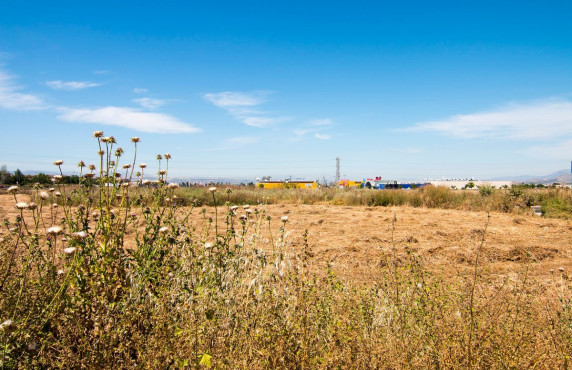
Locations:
0;165;79;185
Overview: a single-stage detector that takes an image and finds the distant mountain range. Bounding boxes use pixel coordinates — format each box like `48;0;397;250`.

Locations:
489;169;571;184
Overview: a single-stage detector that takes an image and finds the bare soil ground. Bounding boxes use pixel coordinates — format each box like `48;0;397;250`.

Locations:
2;193;571;284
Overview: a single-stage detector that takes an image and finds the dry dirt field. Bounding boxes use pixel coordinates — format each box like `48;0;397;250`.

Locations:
2;193;572;284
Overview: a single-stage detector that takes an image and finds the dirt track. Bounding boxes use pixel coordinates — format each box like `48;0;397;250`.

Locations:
2;193;571;283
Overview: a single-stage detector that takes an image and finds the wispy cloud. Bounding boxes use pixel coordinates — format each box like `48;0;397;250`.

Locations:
529;139;572;160
57;106;200;134
408;100;572;140
93;70;109;75
132;97;166;109
310;118;334;126
133;88;148;94
204;91;265;108
46;80;101;90
293;118;334;140
204;91;288;128
0;68;45;110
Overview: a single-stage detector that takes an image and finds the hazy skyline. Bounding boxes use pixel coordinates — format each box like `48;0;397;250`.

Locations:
1;1;571;181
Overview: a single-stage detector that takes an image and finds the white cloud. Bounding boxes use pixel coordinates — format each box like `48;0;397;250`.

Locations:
57;106;200;134
529;139;572;160
310;118;334;126
243;116;289;128
409;100;572;140
132;97;166;109
133;88;148;94
0;68;45;110
204;91;287;128
204;91;265;108
46;80;101;90
314;133;331;140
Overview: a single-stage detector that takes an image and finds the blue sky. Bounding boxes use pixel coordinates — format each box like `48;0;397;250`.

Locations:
1;0;571;181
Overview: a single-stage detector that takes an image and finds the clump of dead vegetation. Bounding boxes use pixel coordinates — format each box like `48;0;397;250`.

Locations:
1;133;571;368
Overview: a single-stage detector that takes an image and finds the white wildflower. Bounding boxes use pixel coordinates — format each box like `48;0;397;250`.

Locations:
63;247;76;255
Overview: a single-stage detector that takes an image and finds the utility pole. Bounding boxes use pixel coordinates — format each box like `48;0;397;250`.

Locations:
335;157;340;185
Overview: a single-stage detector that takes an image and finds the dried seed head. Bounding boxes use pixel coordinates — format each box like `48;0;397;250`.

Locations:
15;202;29;210
209;187;217;193
164;153;172;159
230;206;238;211
0;319;14;332
49;187;55;192
53;160;64;166
93;130;104;138
559;267;565;273
114;147;124;156
53;175;63;182
158;170;167;175
28;202;37;210
63;247;76;255
142;179;151;185
139;163;147;169
55;191;62;197
7;186;19;194
84;173;95;178
281;216;289;222
52;203;58;208
159;226;169;234
131;137;140;143
168;183;179;189
98;150;105;156
243;204;250;209
39;191;49;200
72;231;88;240
47;226;63;235
122;164;131;169
77;160;85;167
204;242;213;249
88;164;96;171
156;154;163;160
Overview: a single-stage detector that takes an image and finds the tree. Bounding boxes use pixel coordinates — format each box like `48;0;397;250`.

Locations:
0;165;8;184
11;169;26;185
